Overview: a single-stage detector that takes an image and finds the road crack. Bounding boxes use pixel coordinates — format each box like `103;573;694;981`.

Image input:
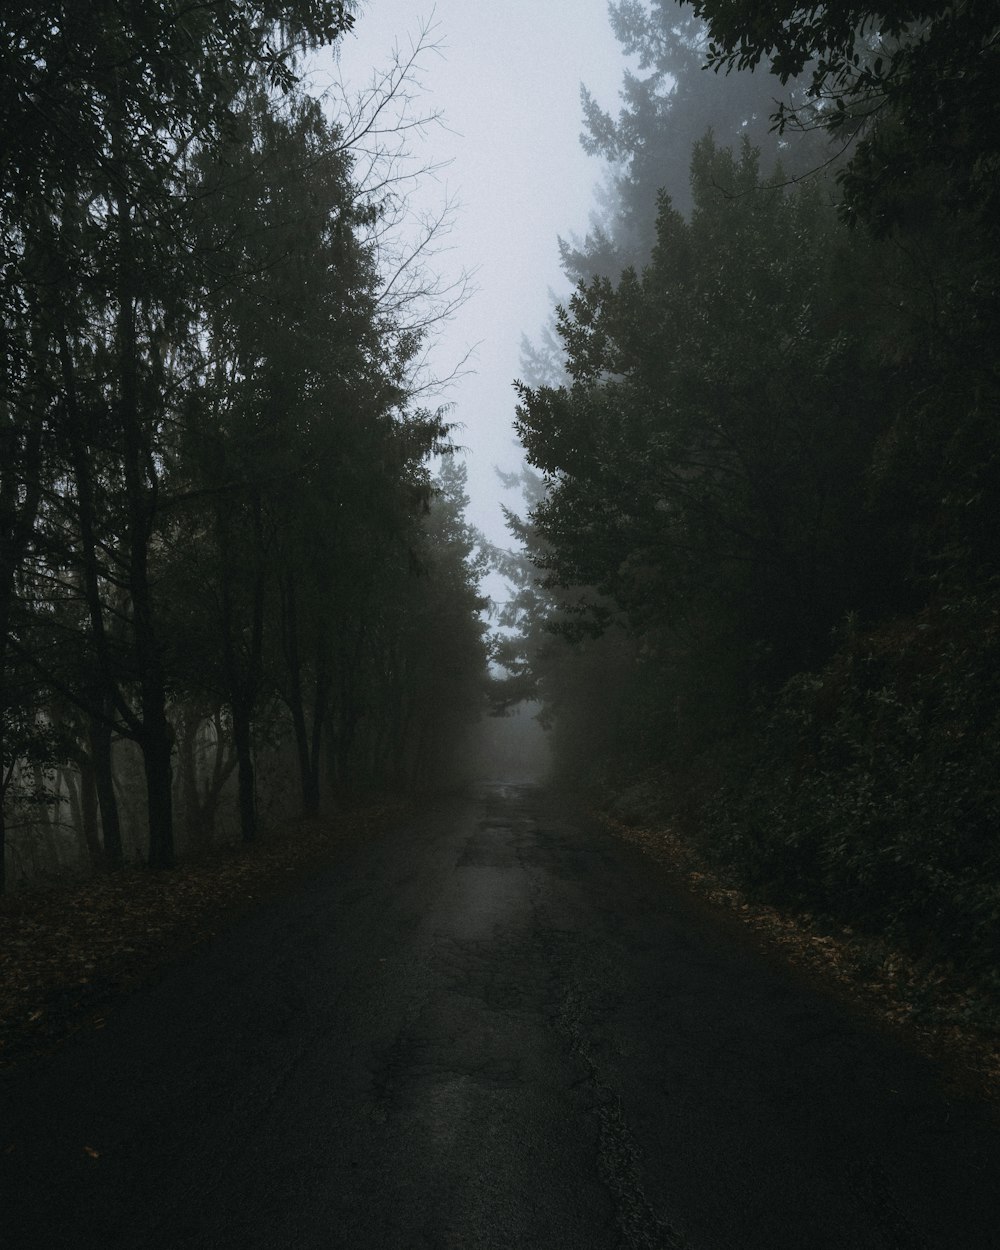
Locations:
557;981;691;1250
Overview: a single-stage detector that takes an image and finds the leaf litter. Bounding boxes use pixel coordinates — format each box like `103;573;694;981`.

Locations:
603;814;1000;1105
0;803;403;1067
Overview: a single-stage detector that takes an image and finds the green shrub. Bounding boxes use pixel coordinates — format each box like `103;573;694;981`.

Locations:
698;586;1000;978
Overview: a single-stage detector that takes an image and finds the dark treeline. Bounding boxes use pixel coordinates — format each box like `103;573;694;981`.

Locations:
502;2;1000;981
0;3;488;889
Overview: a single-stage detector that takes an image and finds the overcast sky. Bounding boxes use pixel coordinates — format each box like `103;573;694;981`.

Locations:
324;2;630;568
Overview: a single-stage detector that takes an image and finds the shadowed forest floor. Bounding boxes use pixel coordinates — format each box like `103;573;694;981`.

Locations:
0;804;404;1067
2;795;997;1105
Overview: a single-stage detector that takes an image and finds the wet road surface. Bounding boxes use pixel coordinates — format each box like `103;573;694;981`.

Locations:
2;783;998;1248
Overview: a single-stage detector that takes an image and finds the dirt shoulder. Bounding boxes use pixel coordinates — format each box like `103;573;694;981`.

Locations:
0;803;404;1068
602;814;1000;1105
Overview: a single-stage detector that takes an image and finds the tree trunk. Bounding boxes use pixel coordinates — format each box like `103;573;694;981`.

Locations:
64;763;103;870
115;143;174;871
78;758;102;868
281;572;323;818
0;647;10;894
0;366;45;894
200;711;234;844
142;723;175;869
177;710;212;849
232;701;257;842
59;295;129;873
291;701;318;817
217;490;263;843
286;678;324;819
307;669;330;813
0;772;8;895
90;709;124;869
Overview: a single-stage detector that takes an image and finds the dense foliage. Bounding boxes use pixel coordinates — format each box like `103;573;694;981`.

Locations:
507;0;1000;974
702;591;1000;987
1;2;488;888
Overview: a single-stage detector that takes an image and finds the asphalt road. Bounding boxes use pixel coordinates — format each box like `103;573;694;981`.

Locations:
2;783;998;1249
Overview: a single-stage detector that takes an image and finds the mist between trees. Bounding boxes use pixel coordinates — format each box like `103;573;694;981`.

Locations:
500;2;1000;989
3;0;999;1010
0;3;496;890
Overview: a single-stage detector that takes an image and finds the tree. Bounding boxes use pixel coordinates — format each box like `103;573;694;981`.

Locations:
565;0;826;282
178;86;403;828
396;457;490;788
515;137;901;769
0;278;49;890
682;0;1000;581
2;3;490;886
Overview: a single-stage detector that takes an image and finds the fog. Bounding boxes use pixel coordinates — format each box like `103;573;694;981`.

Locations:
468;702;552;785
330;2;633;562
